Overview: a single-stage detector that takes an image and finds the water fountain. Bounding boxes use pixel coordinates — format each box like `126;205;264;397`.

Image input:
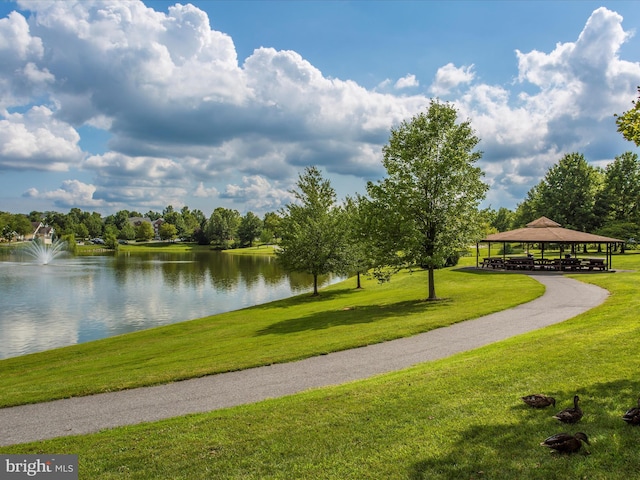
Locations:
22;238;68;264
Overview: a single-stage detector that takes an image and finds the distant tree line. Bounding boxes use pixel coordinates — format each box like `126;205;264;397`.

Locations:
0;205;283;250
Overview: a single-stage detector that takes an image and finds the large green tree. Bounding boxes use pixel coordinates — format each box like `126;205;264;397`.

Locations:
180;206;204;241
159;222;178;241
595;151;640;224
616;86;640;146
262;212;282;242
530;153;602;231
205;207;241;249
163;207;186;239
84;212;104;238
135;221;155;241
342;195;378;289
277;166;348;296
366;100;488;300
238;212;263;247
0;212;32;240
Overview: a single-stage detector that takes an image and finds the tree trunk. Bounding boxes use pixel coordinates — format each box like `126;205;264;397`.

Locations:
428;267;437;300
356;271;362;289
313;274;319;296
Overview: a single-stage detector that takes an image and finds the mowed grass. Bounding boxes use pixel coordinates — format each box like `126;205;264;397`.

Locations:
0;259;540;408
2;252;640;479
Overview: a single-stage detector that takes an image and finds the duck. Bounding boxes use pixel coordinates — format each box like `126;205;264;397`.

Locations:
622;396;640;426
522;394;556;408
553;395;583;424
540;432;590;454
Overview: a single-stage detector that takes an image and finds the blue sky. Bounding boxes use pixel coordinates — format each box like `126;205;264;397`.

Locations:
0;0;639;218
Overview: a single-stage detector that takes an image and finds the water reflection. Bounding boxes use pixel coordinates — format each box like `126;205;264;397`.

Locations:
0;249;340;359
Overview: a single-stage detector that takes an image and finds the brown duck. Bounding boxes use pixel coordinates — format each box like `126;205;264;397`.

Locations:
553;395;583;424
522;394;556;408
622;396;640;426
540;432;590;454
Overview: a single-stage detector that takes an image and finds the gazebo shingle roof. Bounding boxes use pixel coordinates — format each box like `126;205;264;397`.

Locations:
481;216;624;243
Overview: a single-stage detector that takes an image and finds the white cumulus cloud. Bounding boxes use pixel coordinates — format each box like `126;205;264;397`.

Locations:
0;106;84;171
221;175;295;210
23;180;104;208
194;182;219;198
430;63;475;96
394;74;419;89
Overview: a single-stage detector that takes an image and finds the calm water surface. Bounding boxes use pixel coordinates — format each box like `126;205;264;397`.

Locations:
0;247;339;359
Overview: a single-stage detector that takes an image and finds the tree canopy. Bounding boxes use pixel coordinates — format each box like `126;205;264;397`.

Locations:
205;207;241;249
277;166;348;295
365;100;488;300
595;151;640;225
616;86;640;146
535;153;602;231
238;212;263;247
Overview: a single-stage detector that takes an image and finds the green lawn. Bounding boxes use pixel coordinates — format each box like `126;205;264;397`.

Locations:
2;253;639;479
116;242;211;252
222;244;278;255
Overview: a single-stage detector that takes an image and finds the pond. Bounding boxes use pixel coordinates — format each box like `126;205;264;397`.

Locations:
0;247;341;359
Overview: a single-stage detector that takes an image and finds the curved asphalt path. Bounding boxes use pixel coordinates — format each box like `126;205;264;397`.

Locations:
0;272;609;446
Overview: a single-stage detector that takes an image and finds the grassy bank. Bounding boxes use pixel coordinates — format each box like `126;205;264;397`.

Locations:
2;254;639;479
117;242;211;253
0;263;540;407
222;244;278;255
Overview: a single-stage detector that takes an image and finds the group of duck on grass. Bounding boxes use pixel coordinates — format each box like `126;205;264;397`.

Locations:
521;393;640;454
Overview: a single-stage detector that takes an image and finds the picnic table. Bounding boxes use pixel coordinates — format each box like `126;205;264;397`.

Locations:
481;257;505;269
505;257;535;270
534;258;556;270
581;258;607;270
553;258;582;270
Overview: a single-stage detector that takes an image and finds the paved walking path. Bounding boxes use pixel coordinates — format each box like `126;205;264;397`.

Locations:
0;273;609;446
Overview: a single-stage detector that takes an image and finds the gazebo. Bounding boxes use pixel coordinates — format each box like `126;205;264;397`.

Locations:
476;216;625;271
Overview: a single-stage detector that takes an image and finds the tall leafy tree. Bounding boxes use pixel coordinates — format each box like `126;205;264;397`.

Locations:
135;221;155;241
180;206;203;241
105;210;130;231
163;208;186;238
277;166;348;296
159;222;178;241
0;213;32;240
535;153;602;231
84;212;104;238
595;151;640;224
120;222;136;241
262;212;282;243
615;86;640;146
238;212;263;247
205;207;241;248
366;100;488;300
492;207;515;232
343;195;378;289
